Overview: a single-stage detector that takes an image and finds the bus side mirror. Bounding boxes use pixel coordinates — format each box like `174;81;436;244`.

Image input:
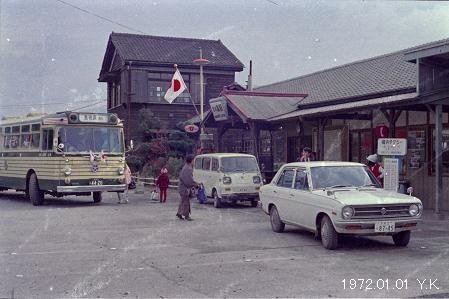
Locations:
57;143;64;152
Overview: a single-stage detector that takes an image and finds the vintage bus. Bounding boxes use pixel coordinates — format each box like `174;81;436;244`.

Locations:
0;111;127;205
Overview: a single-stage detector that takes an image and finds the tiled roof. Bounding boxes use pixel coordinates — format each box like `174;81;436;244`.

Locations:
255;50;417;106
220;91;307;121
109;32;244;69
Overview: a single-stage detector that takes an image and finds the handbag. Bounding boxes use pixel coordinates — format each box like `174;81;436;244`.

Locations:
150;190;158;201
128;179;136;190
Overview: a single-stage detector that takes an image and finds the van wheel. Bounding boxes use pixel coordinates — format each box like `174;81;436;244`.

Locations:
213;190;221;208
320;215;339;250
93;192;102;203
392;231;410;247
28;173;44;206
270;206;285;233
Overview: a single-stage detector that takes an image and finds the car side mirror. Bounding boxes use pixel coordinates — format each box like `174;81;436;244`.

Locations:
407;186;413;196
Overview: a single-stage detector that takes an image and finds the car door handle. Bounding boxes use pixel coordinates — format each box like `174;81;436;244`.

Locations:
289;194;295;197
273;190;277;193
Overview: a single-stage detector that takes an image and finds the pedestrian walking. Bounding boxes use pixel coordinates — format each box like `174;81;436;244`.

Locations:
176;154;198;221
156;167;170;203
118;163;131;204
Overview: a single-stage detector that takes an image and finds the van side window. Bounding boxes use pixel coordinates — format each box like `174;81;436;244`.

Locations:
295;169;309;191
203;157;211;170
211;158;219;171
194;158;203;170
276;169;294;188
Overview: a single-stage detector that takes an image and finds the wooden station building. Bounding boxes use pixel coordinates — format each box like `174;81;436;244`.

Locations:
202;38;449;214
98;32;244;142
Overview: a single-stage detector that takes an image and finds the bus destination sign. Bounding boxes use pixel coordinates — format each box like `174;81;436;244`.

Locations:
79;113;109;123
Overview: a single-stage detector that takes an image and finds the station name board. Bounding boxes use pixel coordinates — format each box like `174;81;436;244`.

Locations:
377;138;407;156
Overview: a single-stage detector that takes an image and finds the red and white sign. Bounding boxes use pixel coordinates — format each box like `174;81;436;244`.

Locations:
164;69;187;104
375;125;389;138
184;124;199;133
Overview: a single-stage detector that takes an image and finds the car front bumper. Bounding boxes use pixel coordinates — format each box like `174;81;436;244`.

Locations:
221;192;259;202
333;217;422;235
57;184;127;193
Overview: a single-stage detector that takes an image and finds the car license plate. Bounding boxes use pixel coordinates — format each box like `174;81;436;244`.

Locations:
239;188;248;192
375;221;395;232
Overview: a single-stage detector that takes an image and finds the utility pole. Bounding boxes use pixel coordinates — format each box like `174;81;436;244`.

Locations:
193;49;209;149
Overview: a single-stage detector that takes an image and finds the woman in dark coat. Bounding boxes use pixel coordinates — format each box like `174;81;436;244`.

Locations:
156;167;170;203
177;155;198;221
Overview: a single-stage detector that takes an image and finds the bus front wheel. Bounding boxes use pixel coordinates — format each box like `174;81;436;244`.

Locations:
28;173;44;206
93;192;102;203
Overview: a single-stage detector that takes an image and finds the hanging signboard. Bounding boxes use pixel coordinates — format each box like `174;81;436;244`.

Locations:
210;98;229;121
184;124;199;133
377;138;407;156
384;158;399;192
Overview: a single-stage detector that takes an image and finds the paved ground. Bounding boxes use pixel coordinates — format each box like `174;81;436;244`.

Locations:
0;188;448;298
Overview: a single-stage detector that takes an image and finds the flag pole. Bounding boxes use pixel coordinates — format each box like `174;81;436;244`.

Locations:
193;49;210;149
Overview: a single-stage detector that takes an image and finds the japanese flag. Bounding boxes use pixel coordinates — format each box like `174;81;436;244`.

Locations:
164;69;187;104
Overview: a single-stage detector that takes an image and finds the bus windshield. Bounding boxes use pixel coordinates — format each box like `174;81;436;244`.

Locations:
58;127;124;154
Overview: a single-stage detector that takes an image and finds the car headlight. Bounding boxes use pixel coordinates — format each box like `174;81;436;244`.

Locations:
118;167;124;175
253;176;261;184
409;204;420;216
342;206;354;219
223;176;232;185
63;167;72;176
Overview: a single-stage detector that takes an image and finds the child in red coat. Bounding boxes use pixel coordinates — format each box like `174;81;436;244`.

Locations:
156;167;170;203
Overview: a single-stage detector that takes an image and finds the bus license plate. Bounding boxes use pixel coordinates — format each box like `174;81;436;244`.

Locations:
89;179;103;186
375;221;395;232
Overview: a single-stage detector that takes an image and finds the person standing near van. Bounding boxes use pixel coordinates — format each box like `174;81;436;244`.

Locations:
156;167;169;203
177;155;198;221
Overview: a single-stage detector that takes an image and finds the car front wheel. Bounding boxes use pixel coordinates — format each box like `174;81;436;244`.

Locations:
320;215;339;250
270;206;285;233
213;190;221;208
392;231;410;247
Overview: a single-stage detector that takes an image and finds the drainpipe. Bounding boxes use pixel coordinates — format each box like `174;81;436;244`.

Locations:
127;62;132;144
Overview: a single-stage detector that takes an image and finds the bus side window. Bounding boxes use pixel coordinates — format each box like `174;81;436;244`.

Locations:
42;129;54;151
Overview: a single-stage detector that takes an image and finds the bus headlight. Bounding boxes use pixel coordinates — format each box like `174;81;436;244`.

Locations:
223;176;232;185
63;167;72;176
118;167;124;175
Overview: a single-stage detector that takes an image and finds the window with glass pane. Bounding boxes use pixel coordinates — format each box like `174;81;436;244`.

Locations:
431;128;449;174
148;74;190;103
194;158;203;169
203;157;211;170
42;129;54;151
295;169;309;190
211;158;219;171
277;169;294;188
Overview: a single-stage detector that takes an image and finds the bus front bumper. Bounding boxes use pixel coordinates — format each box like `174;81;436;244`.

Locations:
57;184;127;193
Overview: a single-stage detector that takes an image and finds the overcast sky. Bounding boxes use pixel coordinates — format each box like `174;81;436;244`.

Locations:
0;0;448;117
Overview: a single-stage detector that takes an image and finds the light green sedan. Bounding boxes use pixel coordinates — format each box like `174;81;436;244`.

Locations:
260;161;423;250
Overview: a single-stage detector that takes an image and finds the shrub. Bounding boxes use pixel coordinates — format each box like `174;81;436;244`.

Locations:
126;155;146;173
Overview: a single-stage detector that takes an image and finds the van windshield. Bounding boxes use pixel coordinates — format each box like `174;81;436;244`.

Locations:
221;157;259;172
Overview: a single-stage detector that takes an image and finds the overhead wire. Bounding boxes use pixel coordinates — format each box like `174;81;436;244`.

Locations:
54;0;147;34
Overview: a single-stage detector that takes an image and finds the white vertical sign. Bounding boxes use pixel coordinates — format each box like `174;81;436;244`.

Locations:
384;158;399;192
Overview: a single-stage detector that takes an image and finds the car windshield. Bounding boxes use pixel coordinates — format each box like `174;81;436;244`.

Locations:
310;166;380;189
58;127;124;154
221;157;259;172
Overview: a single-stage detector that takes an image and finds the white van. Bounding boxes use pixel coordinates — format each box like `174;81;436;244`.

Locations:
193;153;263;208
